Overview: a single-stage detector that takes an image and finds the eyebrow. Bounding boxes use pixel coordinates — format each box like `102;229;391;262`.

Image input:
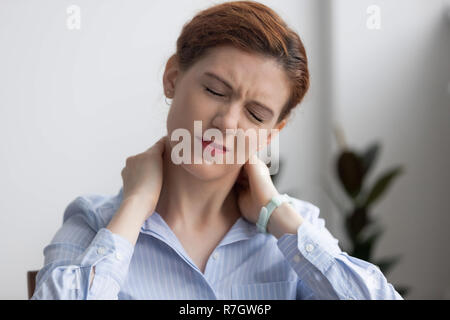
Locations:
203;71;275;117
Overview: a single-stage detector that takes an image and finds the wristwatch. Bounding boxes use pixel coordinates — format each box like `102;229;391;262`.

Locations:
256;193;293;233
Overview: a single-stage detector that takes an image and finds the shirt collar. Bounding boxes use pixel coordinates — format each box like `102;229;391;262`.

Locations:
141;211;258;245
117;186;259;249
115;186;260;274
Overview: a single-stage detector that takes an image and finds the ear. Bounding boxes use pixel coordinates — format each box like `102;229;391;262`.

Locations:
163;55;180;99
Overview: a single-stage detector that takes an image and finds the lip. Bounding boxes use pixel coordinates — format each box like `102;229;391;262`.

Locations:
196;136;228;153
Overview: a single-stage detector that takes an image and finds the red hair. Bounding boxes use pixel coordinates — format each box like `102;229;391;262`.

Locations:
174;0;310;123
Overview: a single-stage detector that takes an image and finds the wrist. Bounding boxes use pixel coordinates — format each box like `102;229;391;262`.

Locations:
258;188;280;209
123;193;157;215
107;196;154;246
266;202;303;239
118;195;155;225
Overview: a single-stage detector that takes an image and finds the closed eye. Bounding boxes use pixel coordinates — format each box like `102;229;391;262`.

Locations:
204;86;264;123
247;110;263;123
204;86;225;97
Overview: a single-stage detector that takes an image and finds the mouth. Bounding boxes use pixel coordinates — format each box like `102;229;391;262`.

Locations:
196;136;228;154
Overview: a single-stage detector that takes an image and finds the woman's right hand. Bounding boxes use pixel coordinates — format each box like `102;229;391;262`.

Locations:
121;135;167;218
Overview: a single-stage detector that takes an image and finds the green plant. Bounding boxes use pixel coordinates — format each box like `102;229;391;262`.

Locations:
326;125;410;297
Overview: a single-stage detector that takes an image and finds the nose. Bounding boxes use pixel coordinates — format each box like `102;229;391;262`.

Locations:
211;103;239;136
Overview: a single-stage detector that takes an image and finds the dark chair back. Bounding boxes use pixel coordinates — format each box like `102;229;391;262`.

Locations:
27;270;39;299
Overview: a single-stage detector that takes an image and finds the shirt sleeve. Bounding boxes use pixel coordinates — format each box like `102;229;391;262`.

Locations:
276;202;404;300
31;210;135;300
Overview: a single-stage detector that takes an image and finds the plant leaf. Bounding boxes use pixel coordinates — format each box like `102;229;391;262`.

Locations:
351;227;384;261
364;166;405;208
337;151;365;199
361;142;380;178
357;221;384;244
345;207;371;242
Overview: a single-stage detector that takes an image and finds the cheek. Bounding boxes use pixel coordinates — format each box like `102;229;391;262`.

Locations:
167;94;198;130
181;93;217;128
166;106;181;136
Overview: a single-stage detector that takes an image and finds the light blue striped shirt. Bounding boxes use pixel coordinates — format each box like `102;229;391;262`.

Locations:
31;187;403;300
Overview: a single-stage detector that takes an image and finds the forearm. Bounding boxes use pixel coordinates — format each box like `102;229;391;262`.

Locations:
266;202;303;239
271;201;403;300
32;227;135;300
106;195;153;246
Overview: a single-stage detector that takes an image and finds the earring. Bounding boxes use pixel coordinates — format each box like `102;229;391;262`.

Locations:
165;89;173;106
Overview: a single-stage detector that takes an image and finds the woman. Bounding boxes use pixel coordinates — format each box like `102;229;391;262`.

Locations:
31;1;403;300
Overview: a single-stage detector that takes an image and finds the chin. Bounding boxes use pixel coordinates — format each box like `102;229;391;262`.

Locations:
181;161;235;182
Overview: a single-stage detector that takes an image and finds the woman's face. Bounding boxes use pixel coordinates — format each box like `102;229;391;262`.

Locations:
163;44;290;181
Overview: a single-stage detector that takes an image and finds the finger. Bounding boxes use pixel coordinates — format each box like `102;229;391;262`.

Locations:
244;153;271;186
245;153;266;174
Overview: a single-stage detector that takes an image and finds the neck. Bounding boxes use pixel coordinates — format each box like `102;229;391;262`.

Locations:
154;139;241;232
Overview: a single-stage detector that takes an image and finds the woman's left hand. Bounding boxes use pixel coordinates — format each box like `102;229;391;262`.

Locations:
234;153;280;224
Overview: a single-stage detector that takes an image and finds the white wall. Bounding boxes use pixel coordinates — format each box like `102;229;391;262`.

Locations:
330;0;450;299
0;0;332;299
3;0;446;300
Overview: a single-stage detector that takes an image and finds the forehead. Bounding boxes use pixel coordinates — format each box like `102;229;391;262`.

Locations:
193;45;290;111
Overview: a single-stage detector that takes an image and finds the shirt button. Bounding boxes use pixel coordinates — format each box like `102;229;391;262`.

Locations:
212;252;219;260
305;243;315;253
293;254;301;263
115;252;123;261
97;246;107;255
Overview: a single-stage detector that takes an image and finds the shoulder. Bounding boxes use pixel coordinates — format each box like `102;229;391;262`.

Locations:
62;187;124;231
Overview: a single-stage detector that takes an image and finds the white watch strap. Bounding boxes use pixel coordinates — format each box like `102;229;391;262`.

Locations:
256;193;292;233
